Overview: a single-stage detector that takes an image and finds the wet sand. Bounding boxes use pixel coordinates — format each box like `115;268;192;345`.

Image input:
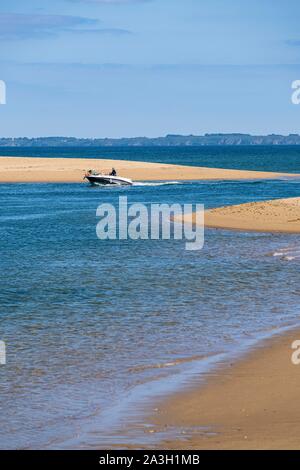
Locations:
180;197;300;233
0;156;297;183
150;328;300;449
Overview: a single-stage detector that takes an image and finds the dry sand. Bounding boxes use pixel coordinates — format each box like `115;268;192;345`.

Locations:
180;197;300;233
150;328;300;449
0;156;297;183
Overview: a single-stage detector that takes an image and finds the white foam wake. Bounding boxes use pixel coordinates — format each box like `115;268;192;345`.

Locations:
273;245;300;261
132;181;181;187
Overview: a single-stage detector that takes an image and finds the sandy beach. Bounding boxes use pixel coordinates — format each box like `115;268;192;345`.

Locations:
152;196;300;449
0;156;297;183
179;197;300;233
149;328;300;450
205;197;300;233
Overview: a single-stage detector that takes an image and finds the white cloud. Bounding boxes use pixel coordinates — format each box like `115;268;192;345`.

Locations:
0;13;131;40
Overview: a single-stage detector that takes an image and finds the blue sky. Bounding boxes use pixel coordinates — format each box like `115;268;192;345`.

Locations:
0;0;300;137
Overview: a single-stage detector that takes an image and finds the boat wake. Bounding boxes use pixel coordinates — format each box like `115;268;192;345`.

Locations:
272;245;300;261
132;181;181;187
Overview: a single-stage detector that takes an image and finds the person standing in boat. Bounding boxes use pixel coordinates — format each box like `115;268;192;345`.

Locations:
109;168;117;176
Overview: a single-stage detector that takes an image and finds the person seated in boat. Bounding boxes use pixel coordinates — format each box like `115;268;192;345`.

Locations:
109;168;117;176
84;169;99;179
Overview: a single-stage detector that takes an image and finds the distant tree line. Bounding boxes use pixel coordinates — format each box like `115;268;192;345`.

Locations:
1;134;300;147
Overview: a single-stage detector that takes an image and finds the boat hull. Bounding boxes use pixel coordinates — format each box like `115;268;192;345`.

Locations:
85;175;133;186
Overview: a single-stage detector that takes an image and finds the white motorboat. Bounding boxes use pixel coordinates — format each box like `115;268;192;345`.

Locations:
84;170;133;186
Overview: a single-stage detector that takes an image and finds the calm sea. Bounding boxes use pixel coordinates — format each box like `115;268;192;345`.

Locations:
1;146;300;448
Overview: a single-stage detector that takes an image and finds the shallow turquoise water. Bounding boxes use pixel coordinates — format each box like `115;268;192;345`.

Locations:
1;149;300;448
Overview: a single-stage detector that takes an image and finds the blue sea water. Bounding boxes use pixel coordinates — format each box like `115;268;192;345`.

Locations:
1;147;300;448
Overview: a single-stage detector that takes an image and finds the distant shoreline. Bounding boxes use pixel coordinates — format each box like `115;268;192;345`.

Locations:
2;134;300;147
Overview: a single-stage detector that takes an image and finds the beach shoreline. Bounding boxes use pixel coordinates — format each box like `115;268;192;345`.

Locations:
205;198;300;233
144;326;300;450
175;197;300;234
0;156;298;183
